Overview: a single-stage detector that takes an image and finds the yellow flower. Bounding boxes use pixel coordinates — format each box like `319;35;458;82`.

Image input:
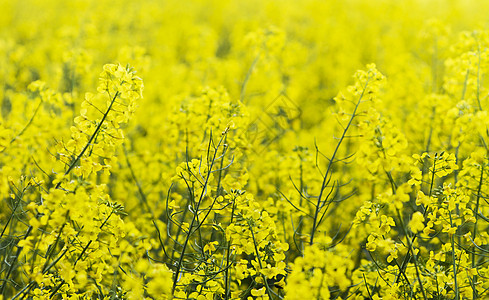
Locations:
203;241;219;254
409;212;425;234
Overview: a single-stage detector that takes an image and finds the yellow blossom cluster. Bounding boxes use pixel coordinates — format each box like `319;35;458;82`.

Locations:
4;0;489;299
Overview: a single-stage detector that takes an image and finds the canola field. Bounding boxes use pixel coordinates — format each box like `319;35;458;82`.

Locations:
3;0;489;299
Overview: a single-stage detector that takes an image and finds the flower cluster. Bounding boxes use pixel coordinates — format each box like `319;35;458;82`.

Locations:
5;0;489;299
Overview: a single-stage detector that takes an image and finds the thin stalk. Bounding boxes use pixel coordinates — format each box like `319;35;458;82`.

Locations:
123;144;151;214
0;99;43;154
171;133;227;294
57;91;120;186
224;197;237;300
310;77;370;245
472;163;483;299
396;158;437;284
49;240;93;298
249;221;274;299
396;209;428;300
448;213;459;300
240;55;260;103
0;194;22;240
0;225;33;295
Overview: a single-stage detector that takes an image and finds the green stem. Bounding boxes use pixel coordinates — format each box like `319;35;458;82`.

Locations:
449;213;459;300
57;91;120;187
471;163;483;299
310;78;370;245
171;133;227;294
